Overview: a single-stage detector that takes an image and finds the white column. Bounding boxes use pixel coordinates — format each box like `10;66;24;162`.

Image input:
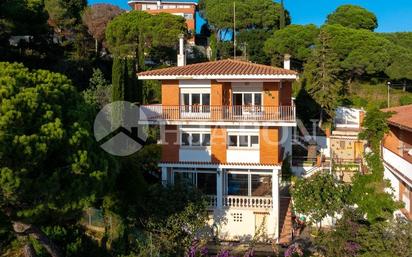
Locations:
161;167;168;186
216;168;223;208
272;168;280;241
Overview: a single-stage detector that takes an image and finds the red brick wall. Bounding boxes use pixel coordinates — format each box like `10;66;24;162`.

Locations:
162;125;179;162
260;127;280;164
211;126;227;163
263;82;280;106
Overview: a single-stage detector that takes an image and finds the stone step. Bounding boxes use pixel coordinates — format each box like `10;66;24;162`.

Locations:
278;197;293;245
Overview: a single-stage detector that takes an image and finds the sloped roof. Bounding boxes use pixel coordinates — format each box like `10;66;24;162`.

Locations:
137;59;297;80
128;0;198;5
382;104;412;131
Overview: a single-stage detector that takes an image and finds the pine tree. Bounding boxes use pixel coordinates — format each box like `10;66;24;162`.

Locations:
307;29;342;126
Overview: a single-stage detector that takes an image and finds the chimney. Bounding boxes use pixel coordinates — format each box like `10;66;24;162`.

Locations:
283;54;291;70
177;34;186;67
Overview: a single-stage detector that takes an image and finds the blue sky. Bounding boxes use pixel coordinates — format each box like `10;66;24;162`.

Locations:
89;0;412;32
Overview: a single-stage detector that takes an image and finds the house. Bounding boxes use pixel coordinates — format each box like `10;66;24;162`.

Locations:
128;0;197;44
329;107;365;181
382;104;412;220
137;43;298;242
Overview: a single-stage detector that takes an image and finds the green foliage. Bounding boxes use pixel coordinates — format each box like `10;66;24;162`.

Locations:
316;209;412;257
44;0;87;30
200;0;290;32
305;29;343;120
0;62;114;253
237;29;271;64
400;95;412;106
326;4;378;31
34;225;109;257
83;68;112;109
322;24;392;83
142;184;208;256
264;24;319;68
349;153;399;222
0;0;49;36
291;172;349;226
385;47;412;81
111;57;141;103
359;108;392;153
105;11;186;60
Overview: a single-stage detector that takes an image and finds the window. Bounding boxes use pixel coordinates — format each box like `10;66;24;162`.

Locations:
228;134;259;148
183;13;194;19
228;174;248;196
181;92;210;113
182;133;190;146
202;134;211;146
251;175;272;197
232;213;243;222
340;141;346;149
197;173;216;195
181;131;211;147
233;92;262;106
174;171;216;195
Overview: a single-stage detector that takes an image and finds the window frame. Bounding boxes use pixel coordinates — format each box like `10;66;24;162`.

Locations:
227;134;260;149
180;131;211;148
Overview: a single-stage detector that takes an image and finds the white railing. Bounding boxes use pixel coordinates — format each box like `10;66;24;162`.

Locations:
208;195;217;208
223;196;273;209
382;147;412;181
139;105;295;122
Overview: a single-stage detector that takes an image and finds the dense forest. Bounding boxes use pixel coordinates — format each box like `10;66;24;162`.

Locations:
1;0;412;257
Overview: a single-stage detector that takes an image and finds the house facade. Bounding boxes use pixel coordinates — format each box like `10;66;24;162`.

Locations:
138;58;298;242
128;0;197;44
382;105;412;220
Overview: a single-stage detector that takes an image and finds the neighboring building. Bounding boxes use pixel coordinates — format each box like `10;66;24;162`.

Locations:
138;52;298;242
128;0;197;44
382;105;412;220
330;107;365;163
330;107;365;182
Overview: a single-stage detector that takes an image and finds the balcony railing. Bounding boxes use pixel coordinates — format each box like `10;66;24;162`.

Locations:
139;105;295;122
382;147;412;181
207;195;273;209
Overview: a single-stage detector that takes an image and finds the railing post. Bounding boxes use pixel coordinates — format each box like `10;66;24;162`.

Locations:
216;168;223;208
272;168;280;242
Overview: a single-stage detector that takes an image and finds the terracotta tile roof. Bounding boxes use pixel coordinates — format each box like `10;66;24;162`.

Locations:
138;59;297;78
159;161;280;167
382;104;412;130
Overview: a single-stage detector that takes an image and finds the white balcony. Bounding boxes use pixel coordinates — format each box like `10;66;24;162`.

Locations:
383;147;412;183
139;105;296;126
208;195;273;209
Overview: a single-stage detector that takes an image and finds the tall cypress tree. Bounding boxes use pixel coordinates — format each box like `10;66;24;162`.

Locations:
112;57;125;102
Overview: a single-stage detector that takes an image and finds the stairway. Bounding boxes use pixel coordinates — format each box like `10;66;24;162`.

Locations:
278;197;293;245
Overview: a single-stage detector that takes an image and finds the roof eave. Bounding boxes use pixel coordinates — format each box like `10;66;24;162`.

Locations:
127;0;198;5
137;74;298;80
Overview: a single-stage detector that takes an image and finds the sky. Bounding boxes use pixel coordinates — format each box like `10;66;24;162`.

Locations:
88;0;412;33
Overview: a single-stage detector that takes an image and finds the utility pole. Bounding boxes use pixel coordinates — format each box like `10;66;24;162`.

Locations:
387;81;391;108
233;1;236;59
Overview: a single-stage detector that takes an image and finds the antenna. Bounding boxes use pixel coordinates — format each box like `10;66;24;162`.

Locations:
233;1;236;59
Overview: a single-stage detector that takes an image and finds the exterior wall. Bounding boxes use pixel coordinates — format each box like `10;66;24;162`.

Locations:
383;126;402;154
384;166;400;200
280;81;292;106
162;80;180;105
263;82;280;106
162;125;179;162
227;149;260;163
260;127;280;164
212;209;273;241
330;138;360;161
211;127;227;163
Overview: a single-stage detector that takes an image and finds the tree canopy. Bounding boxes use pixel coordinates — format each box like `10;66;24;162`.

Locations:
105;11;187;58
264;24;319;68
0;62;113;257
291;172;349;226
326;4;378;31
199;0;290;32
82;4;123;49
